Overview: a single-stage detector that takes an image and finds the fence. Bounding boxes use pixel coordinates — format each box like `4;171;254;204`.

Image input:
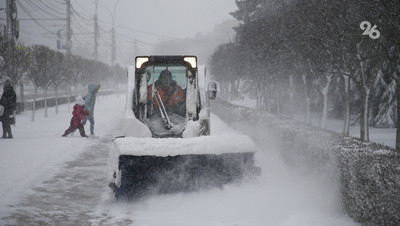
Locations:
16;89;117;113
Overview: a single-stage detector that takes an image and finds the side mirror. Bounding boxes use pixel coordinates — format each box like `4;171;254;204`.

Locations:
207;82;217;100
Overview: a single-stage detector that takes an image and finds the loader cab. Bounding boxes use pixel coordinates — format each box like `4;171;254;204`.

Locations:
134;56;200;138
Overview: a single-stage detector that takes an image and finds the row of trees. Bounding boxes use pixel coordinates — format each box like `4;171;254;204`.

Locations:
0;38;125;121
209;0;400;150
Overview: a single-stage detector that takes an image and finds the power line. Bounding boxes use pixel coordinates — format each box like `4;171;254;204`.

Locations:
22;0;65;20
36;0;66;15
19;23;65;28
16;1;56;34
71;5;93;24
115;24;214;44
18;18;66;21
71;13;92;34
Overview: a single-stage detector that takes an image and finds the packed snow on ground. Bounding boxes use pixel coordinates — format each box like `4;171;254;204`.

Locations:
0;93;359;225
97;132;359;226
0;95;125;211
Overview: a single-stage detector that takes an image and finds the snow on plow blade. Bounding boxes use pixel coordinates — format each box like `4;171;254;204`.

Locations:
108;134;260;200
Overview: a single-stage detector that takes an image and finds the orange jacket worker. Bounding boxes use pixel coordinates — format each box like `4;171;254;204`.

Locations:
147;69;185;111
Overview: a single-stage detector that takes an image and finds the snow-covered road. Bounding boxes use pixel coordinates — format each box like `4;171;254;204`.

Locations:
0;94;359;225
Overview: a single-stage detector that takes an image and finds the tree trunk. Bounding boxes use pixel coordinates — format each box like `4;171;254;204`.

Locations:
44;87;48;118
55;86;59;115
396;80;400;151
117;82;120;98
31;87;37;122
360;88;370;141
228;81;233;101
19;83;24;103
256;81;261;109
355;43;374;142
288;75;294;118
66;84;71;112
302;73;311;124
265;83;272;112
234;79;240;99
75;80;78;96
276;90;281;115
343;75;350;136
320;74;332;129
219;81;225;101
263;86;268;111
320;93;327;128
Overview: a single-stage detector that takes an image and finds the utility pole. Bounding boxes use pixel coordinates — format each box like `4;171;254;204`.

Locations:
6;0;18;42
111;26;115;65
6;0;12;40
111;0;119;66
66;0;72;59
93;0;99;62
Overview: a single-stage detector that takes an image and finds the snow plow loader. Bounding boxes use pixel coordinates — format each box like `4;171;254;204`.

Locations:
108;55;260;200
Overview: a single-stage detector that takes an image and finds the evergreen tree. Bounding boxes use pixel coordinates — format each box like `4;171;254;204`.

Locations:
374;79;397;128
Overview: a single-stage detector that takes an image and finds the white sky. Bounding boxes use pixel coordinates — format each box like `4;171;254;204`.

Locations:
0;0;237;65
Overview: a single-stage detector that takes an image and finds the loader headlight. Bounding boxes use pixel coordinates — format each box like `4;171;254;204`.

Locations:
184;56;197;68
136;57;149;69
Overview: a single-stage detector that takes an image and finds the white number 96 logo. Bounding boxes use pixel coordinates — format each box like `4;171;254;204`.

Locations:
360;21;380;39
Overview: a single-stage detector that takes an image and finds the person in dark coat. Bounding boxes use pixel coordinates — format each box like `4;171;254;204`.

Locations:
0;80;17;138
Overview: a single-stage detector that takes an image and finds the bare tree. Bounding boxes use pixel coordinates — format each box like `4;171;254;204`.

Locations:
51;52;69;115
70;55;84;96
1;40;30;98
375;0;400;150
28;45;53;121
41;49;55;118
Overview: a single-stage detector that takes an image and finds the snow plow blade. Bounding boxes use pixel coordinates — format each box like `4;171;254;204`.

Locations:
108;134;260;200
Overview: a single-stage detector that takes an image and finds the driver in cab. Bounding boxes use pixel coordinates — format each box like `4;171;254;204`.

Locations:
147;69;185;116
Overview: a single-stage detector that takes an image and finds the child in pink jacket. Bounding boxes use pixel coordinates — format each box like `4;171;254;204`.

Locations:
62;96;89;137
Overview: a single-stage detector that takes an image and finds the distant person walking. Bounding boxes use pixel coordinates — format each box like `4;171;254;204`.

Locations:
62;96;88;137
0;80;17;138
83;83;100;137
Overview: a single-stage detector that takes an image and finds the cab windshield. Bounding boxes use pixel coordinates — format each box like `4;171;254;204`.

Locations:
146;65;188;115
144;65;188;131
145;65;187;89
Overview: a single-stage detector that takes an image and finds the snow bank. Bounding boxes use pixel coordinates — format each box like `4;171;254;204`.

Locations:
211;100;400;225
336;137;400;225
